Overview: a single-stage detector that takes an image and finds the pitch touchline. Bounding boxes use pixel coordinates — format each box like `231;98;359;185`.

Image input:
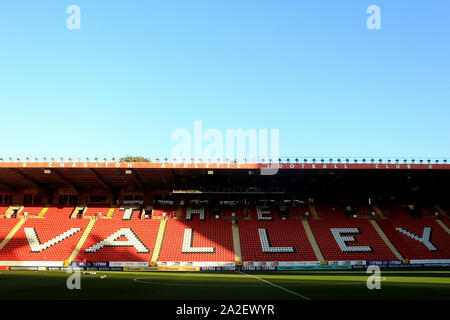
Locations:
134;277;268;287
133;277;361;288
236;271;312;301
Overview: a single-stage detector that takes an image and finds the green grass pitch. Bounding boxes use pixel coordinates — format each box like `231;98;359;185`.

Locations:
0;270;449;300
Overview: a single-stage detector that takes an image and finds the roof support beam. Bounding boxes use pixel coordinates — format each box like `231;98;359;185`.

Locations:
8;168;48;191
168;169;176;185
0;181;17;193
52;169;81;194
89;169;114;193
129;169;146;192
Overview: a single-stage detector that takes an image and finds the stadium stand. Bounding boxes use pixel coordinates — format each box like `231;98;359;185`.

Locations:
0;160;449;270
437;205;449;217
287;204;311;219
377;205;450;260
353;204;377;219
301;219;325;261
76;219;160;262
0;206;10;215
66;218;97;265
231;220;244;265
0;218;22;245
436;220;450;235
309;218;398;261
443;219;450;229
150;219;167;264
182;206;210;220
21;206;45;217
112;207;142;220
83;206;111;218
152;205;177;219
221;206;246;219
158;219;234;262
0;217;89;263
247;206;281;220
418;205;440;218
0;203;448;266
314;205;348;220
238;220;317;262
44;206;75;219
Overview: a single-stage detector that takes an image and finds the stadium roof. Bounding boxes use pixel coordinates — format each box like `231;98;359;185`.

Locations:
0;160;449;202
0;158;449;170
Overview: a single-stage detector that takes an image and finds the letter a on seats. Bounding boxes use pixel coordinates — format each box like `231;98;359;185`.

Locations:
25;227;82;252
85;228;150;253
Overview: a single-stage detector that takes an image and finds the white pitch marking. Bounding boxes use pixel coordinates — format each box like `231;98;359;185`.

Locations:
236;271;312;301
134;277;265;287
132;277;363;288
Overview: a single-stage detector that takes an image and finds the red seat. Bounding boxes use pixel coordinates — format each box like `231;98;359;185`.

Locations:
0;217;88;261
378;205;450;260
76;219;160;262
239;220;316;262
309;217;397;261
84;206;110;217
159;219;234;262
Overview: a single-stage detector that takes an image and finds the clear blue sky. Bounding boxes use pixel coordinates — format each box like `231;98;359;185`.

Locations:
0;1;449;160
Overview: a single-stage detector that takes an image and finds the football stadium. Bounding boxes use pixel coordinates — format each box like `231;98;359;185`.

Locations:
0;159;449;303
1;0;450;317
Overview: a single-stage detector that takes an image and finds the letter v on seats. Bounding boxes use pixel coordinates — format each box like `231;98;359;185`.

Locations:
24;227;82;252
